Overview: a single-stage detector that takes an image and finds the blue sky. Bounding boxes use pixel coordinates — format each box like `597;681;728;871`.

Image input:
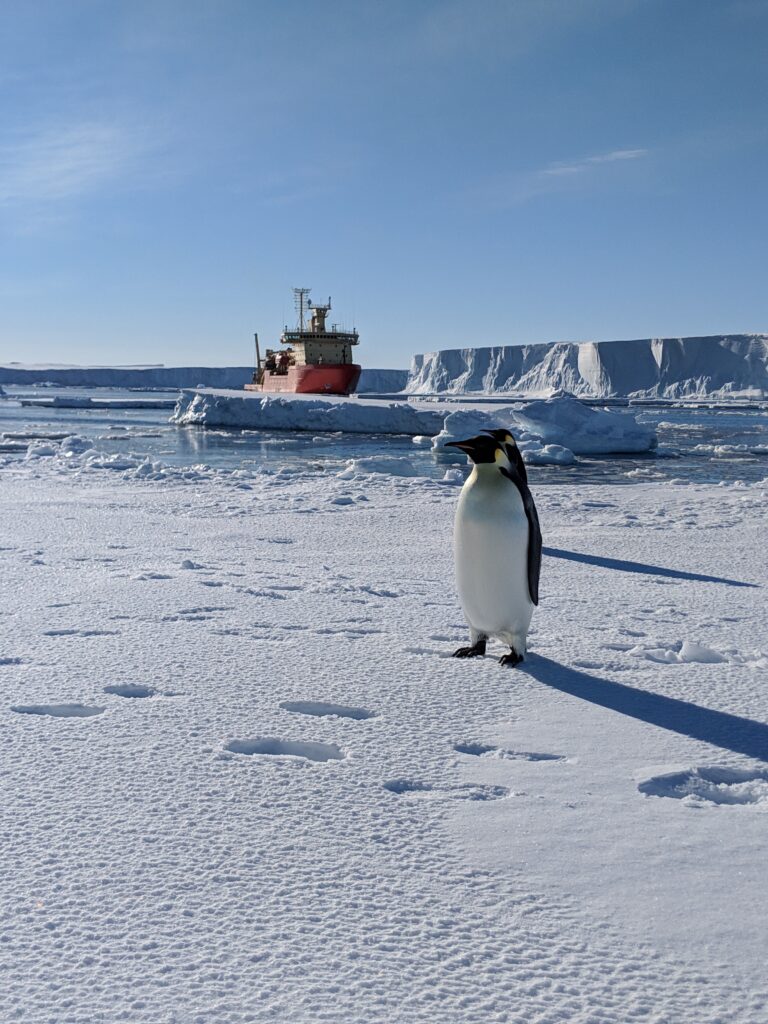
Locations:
1;0;766;369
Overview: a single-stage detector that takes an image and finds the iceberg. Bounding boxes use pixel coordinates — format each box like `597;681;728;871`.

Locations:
431;395;654;462
407;335;768;398
172;389;445;436
513;393;657;454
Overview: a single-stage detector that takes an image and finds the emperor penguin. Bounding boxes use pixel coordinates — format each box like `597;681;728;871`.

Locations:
445;434;541;666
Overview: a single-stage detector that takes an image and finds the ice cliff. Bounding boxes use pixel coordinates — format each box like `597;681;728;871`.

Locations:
356;368;408;393
407;335;768;398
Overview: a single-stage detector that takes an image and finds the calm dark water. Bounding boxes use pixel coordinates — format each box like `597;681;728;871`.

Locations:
1;386;766;486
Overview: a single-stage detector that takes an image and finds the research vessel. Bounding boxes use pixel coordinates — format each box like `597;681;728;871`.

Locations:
246;288;361;395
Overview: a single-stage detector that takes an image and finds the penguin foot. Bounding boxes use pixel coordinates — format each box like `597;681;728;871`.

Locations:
499;649;523;667
452;639;487;659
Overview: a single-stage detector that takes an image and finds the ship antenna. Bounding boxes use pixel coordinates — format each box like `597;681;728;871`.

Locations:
293;287;311;331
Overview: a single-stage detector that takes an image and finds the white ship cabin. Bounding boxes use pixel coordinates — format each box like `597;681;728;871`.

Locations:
281;297;359;367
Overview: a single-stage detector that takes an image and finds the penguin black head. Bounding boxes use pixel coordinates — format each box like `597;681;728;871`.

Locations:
444;435;503;464
482;427;517;447
481;426;528;485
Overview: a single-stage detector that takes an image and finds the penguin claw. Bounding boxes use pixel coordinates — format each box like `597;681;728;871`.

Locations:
499;651;523;667
452;642;486;658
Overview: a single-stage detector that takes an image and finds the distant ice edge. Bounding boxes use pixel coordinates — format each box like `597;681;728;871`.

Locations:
0;364;408;393
406;335;768;398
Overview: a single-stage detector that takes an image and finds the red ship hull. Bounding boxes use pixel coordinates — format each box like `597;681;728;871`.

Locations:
245;363;361;396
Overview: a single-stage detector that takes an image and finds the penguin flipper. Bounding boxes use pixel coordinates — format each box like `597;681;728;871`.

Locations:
523;488;542;606
499;466;542;606
507;444;528;487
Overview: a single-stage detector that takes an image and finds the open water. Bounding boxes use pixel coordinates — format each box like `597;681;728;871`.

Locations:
1;386;766;487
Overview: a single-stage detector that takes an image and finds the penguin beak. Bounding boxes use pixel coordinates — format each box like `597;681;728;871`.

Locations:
444;439;475;453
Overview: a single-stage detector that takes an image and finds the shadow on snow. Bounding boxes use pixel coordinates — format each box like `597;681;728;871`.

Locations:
523;654;768;763
543;546;759;588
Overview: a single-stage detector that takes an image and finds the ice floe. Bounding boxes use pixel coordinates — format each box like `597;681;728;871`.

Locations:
172;389;444;435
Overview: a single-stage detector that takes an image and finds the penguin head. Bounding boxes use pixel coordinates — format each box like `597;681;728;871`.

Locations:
482;427;518;448
444;434;505;464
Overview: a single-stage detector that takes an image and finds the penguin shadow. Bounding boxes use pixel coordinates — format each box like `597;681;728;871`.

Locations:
542;547;759;589
521;654;768;763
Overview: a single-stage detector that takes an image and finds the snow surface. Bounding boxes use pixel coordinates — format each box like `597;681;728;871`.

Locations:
407;334;768;398
1;439;767;1022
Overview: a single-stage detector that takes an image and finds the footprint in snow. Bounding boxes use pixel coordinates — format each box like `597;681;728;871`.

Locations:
454;742;564;761
43;628;120;638
639;767;768;808
383;779;510;801
163;605;233;622
11;703;105;718
402;645;452;658
280;700;376;721
360;585;399;598
314;626;382;639
224;738;346;763
103;684;157;699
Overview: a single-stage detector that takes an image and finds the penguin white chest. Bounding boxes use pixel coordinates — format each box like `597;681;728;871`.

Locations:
453;469;534;649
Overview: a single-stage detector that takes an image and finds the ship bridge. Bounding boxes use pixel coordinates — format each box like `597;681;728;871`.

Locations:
281;289;359;367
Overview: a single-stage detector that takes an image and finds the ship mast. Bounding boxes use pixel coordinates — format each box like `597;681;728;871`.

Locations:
293;287;311;331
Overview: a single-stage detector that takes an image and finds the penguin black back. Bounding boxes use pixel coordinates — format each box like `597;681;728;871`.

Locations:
499;464;541;605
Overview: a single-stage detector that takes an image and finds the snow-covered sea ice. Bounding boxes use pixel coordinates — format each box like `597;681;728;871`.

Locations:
1;411;767;1023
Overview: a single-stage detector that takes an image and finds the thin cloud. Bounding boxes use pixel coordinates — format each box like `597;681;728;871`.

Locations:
542;149;648;176
0;121;153;204
467;147;649;207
